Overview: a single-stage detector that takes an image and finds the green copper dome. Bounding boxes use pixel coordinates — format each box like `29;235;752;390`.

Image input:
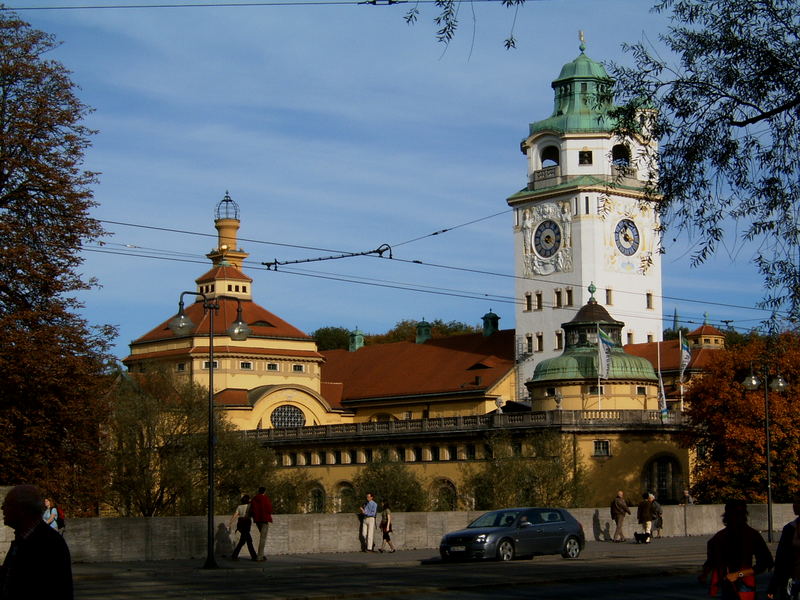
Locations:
528;45;617;136
530;290;657;383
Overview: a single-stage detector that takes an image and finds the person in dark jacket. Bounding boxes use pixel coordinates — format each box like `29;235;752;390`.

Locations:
610;490;631;543
0;485;73;600
636;493;656;543
701;499;773;600
768;494;800;600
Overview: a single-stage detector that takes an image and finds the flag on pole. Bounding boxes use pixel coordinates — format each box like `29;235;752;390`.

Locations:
657;342;668;414
597;326;613;380
679;332;691;382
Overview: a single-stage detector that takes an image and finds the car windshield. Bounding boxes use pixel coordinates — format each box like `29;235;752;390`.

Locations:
467;509;522;529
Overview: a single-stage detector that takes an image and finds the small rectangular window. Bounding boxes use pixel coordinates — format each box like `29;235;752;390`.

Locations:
546;387;557;397
526;335;533;354
627;332;634;345
589;385;604;395
240;361;253;370
292;364;304;373
593;440;610;457
235;285;240;292
227;284;232;291
242;285;247;293
431;447;440;461
412;447;423;462
535;292;543;310
466;444;476;460
554;289;563;308
448;445;458;461
365;448;373;462
524;293;532;312
203;360;219;370
267;363;278;371
579;150;593;165
637;386;646;395
555;331;563;350
647;334;654;343
585;196;590;214
536;333;544;352
606;288;613;305
176;363;186;372
646;292;654;309
566;288;573;306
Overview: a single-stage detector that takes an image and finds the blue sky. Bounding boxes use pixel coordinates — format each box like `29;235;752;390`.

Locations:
17;0;770;359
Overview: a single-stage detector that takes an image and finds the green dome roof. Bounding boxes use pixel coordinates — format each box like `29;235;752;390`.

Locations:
531;347;657;383
528;48;617;136
554;52;611;83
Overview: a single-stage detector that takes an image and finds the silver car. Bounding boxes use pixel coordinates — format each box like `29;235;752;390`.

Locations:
439;507;585;561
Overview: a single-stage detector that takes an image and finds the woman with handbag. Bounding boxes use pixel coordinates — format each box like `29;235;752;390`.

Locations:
700;499;773;600
378;501;395;553
229;494;258;561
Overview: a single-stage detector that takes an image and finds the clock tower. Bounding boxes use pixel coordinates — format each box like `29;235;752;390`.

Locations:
507;38;663;385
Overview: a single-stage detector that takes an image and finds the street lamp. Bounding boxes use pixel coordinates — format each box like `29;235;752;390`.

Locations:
168;292;251;568
742;364;788;543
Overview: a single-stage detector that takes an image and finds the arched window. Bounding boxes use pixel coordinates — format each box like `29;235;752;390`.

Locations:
642;454;684;504
431;478;458;511
541;145;560;167
611;144;631;167
336;482;358;513
309;486;326;513
270;405;306;428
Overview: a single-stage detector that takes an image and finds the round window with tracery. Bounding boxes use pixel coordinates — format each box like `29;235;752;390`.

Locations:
270;405;306;428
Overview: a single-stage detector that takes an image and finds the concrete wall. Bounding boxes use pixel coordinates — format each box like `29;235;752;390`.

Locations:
0;504;794;563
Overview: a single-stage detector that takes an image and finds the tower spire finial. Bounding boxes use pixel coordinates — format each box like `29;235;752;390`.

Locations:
579;30;586;53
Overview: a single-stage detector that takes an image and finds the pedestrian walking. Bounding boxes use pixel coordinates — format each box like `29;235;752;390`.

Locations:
652;495;663;539
229;495;257;561
610;490;630;543
768;494;800;600
700;499;773;600
636;493;656;543
378;501;395;553
249;487;272;562
360;492;378;552
43;498;58;531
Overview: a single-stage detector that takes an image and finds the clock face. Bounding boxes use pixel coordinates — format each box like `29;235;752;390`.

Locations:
614;219;640;256
533;220;562;258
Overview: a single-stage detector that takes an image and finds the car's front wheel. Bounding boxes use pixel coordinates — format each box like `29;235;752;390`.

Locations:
496;539;515;561
561;536;581;559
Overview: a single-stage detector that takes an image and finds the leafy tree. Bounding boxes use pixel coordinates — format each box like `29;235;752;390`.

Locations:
684;332;800;503
269;470;323;514
461;431;586;510
311;326;351;351
106;368;276;516
352;456;428;511
365;319;480;345
0;12;115;515
611;0;800;323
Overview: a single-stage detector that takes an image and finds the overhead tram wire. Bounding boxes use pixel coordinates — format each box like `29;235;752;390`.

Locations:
83;243;774;334
92;218;786;321
4;0;547;10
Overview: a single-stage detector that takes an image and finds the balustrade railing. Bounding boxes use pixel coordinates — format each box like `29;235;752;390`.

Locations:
245;410;685;441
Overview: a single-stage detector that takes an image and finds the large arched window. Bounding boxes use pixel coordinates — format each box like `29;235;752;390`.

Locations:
336;482;358;513
309;486;326;513
541;145;560;167
611;144;631;167
642;454;684;504
270;405;306;428
431;478;458;511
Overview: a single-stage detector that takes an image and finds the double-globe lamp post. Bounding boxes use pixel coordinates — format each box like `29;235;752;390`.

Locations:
742;364;788;543
168;291;251;568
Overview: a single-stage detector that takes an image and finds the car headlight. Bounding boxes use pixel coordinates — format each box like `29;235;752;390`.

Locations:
474;534;487;543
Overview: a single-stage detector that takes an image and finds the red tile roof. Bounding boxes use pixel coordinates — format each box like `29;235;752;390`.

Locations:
195;265;252;284
131;297;311;344
624;339;721;372
687;323;725;337
320;329;515;403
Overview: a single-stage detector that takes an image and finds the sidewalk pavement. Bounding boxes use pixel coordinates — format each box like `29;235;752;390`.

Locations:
70;536;747;599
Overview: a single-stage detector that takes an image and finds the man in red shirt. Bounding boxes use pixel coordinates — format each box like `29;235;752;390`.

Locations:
249;487;273;561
